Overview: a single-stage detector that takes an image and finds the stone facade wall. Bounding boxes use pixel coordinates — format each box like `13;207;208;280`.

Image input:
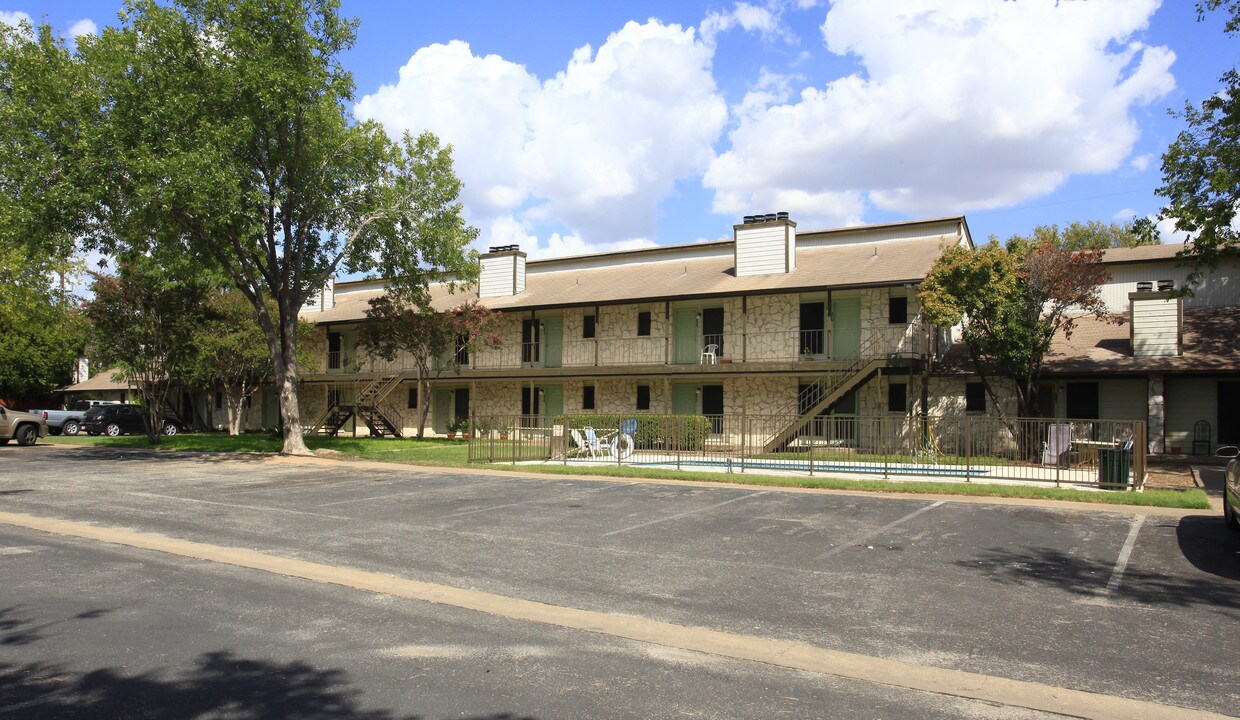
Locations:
599;302;669;364
594;378;671;415
745;294;798;361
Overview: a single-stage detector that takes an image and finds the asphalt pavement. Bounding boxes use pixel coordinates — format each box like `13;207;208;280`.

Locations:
1;444;1237;719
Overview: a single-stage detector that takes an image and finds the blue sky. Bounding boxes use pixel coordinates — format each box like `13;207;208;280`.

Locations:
4;1;1235;258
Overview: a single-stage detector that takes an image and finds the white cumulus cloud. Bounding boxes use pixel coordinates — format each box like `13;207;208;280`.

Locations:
68;18;97;38
704;0;1176;230
0;10;31;28
356;20;727;257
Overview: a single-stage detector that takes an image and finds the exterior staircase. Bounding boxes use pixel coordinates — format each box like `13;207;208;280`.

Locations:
761;326;924;453
305;372;404;438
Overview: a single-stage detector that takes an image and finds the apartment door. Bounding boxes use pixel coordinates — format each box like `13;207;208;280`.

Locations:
541;385;564;417
521;319;541;365
1220;382;1240;444
800;301;826;356
542;316;563;368
262;387;278;428
702;307;725;358
672;308;698;364
672;383;697;414
701;384;723;433
453;388;470;426
433;388;451;433
831;297;861;359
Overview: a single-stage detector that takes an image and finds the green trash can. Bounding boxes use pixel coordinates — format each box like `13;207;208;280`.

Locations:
1097;447;1131;490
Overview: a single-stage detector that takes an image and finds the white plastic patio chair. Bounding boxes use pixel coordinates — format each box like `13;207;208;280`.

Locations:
700;343;718;364
1041;423;1072;466
583;426;612;458
569;429;590;458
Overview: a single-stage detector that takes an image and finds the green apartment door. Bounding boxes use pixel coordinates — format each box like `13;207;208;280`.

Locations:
542;316;563;368
541;385;564;417
673;309;698;364
831;297;861;360
433;388;451;433
672;383;697;414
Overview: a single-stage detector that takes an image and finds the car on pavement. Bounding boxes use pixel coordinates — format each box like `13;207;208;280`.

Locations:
28;399;119;436
1222;446;1240;532
0;405;48;446
82;404;183;437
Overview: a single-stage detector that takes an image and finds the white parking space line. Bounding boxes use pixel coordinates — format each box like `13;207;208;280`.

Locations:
440;481;636;519
127;491;352;521
602;491;770;537
816;501;945;561
1103;514;1145;596
317;476;515;507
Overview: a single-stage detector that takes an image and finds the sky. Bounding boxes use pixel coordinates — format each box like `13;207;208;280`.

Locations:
4;1;1236;261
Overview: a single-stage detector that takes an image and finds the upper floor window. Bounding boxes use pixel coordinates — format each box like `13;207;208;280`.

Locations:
965;382;986;413
454;334;469;365
327;331;342;369
889;296;908;324
637;311;652;337
583;314;596;339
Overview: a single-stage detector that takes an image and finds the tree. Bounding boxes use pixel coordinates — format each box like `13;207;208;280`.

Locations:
1157;1;1240;289
919;235;1114;429
0;1;478;455
83;256;210;444
186;291;315;435
0;243;86;403
1034;219;1159;252
358;298;502;439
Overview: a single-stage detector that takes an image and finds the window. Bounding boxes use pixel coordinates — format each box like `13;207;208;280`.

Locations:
583;314;596;339
1065;382;1099;420
407;387;418;409
214;391;223;410
887;382;907;413
582;384;595;410
965;382;986;413
454;334;469;365
636;384;651;410
327;331;342;369
888;296;908;324
637;311;652;337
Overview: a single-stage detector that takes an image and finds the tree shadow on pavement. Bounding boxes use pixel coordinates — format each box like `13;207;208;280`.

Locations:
956;530;1240;611
0;650;537;720
1;606;112;648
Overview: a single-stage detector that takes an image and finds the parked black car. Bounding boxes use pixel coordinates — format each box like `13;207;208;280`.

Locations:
82;404;182;437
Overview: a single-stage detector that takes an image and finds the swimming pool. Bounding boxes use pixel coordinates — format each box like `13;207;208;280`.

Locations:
623;456;992;478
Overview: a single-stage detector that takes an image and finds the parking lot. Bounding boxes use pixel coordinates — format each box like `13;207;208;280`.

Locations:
2;445;1238;718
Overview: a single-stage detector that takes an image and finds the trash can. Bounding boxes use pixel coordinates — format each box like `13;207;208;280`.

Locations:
1097;447;1131;490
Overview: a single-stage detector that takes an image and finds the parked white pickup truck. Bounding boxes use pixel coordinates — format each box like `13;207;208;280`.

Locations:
28;400;119;436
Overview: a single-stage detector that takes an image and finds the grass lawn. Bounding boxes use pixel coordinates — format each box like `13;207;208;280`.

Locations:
43;433;1212;509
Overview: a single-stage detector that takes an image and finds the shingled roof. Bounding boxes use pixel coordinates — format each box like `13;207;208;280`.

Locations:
309;234;955;324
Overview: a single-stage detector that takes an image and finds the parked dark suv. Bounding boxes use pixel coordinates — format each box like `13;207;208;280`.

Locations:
83;404;182;437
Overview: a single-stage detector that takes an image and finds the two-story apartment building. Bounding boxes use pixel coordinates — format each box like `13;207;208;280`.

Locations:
292;214;1239;456
298;215;969;448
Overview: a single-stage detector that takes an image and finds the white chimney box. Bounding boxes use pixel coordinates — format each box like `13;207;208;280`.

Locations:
479;246;527;298
734;214;796;277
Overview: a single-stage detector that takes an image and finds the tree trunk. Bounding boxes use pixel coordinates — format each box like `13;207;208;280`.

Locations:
276;308;311;455
225;389;244;436
415;374;431;439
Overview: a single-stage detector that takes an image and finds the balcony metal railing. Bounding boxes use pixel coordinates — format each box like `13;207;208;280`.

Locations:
324;321;928;374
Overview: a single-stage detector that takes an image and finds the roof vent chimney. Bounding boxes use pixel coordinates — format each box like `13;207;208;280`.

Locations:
479;246;527;297
1157;279;1174;292
1136;281;1153;292
733;212;796;276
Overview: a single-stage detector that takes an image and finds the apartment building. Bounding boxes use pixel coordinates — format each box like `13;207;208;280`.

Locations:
295;215;1239;455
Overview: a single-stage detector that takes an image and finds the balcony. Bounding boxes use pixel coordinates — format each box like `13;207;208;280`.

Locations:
327;323;926;376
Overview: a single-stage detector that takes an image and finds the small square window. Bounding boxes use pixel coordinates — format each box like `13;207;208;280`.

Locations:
583;314;596;339
407;387;419;409
889;296;908;324
582;385;595;410
637;311;652;337
965;382;986;413
887;383;907;413
636;384;651;410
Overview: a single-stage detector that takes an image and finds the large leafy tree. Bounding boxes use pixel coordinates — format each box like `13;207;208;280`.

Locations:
1157;0;1240;287
186;291;315;435
919;235;1114;426
0;244;85;403
0;1;478;455
359;298;502;438
1035;219;1159;252
83;255;211;444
